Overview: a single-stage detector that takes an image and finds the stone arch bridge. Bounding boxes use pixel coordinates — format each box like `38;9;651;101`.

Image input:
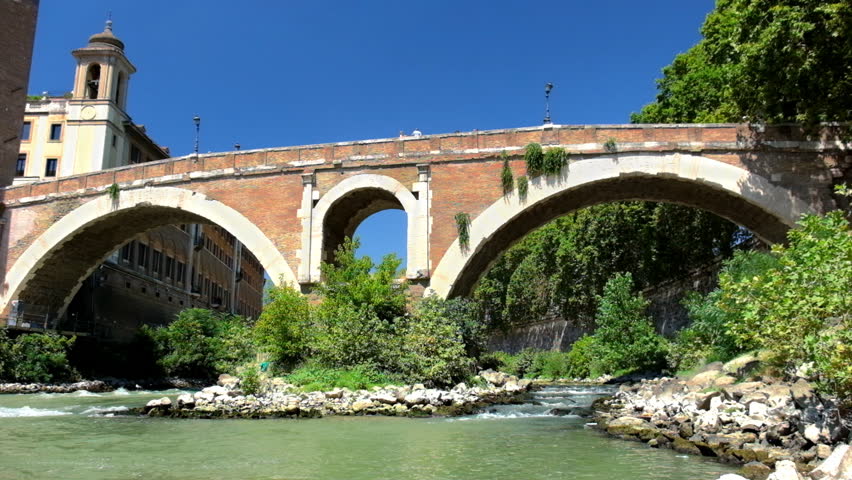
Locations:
0;124;848;322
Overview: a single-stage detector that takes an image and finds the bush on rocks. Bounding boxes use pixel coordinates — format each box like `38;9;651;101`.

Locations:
254;283;312;369
0;331;78;383
143;309;254;379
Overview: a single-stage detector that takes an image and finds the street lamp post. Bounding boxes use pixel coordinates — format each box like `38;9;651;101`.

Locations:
543;83;554;124
193;115;201;155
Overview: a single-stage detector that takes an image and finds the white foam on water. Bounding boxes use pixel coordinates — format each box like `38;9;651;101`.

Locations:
73;390;102;397
112;388;131;396
0;406;73;418
81;406;129;416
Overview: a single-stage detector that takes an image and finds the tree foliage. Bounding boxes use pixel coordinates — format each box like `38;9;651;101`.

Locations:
719;212;852;365
254;283;312;368
474;201;741;331
144;309;254;379
632;0;852;125
0;331;78;383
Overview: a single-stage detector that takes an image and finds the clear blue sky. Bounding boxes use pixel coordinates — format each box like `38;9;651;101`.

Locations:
28;0;714;267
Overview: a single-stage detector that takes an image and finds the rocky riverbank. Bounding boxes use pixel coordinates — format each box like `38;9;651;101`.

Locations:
0;377;207;395
590;358;851;480
141;369;533;419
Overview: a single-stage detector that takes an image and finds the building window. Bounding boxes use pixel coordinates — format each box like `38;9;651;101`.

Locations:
15;154;26;177
176;261;186;283
21;122;31;141
165;256;174;279
130;145;142;164
86;64;101;99
137;243;149;269
152;250;162;275
112;134;117;147
120;243;133;263
49;124;62;141
44;158;58;177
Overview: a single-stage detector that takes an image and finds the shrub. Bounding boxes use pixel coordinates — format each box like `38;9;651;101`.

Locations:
542;147;567;175
516;176;529;200
145;309;254;379
591;273;668;375
310;301;392;369
416;296;485;358
564;335;597;379
285;362;397;392
806;318;852;403
500;151;513;195
524;143;543;176
667;289;745;371
8;332;78;383
0;329;12;380
254;283;312;369
240;367;262;395
316;237;406;322
720;212;852;367
388;303;475;387
528;350;568;379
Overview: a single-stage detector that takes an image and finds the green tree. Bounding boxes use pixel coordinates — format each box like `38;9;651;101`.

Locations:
590;273;668;375
8;333;78;383
720;212;852;365
316;237;406;322
632;0;852;125
145;309;254;379
254;283;312;369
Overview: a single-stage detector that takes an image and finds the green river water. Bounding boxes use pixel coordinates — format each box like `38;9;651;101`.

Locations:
0;385;737;480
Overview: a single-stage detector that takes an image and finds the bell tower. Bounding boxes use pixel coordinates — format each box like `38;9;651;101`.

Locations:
62;20;137;175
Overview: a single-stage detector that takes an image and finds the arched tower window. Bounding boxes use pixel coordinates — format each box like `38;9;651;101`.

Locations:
114;71;124;106
85;64;101;99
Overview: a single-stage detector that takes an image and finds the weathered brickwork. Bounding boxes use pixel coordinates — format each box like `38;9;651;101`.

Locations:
0;0;39;187
0;124;848;316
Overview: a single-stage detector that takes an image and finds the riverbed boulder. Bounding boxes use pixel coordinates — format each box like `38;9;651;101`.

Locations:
217;374;240;389
739;461;773;480
176;394;195;409
724;354;761;378
143;397;172;416
809;444;851;480
766;460;804;480
479;370;510;387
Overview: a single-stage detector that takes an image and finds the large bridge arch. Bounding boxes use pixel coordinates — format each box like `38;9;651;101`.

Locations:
303;173;429;282
1;186;296;318
429;153;816;298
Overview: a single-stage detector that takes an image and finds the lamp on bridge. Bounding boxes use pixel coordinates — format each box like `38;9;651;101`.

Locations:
193;115;201;155
543;83;554;125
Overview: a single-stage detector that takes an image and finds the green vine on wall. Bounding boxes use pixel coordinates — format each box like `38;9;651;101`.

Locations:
107;183;120;200
543;147;567;175
455;212;471;252
516;176;529;201
500;151;514;195
524;143;543;177
603;137;618;153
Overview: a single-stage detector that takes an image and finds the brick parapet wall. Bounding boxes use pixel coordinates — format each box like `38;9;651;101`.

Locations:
4;123;847;206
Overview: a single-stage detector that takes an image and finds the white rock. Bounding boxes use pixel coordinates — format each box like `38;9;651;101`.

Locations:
176;394;195;408
749;401;768;417
809;444;849;480
202;385;229;396
717;475;749;480
804;424;821;444
766;460;803;480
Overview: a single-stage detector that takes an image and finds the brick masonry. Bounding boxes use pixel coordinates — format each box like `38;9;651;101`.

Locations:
0;0;39;188
0;124;849;316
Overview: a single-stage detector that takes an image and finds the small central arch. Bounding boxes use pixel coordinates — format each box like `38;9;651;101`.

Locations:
306;174;426;282
1;187;296;320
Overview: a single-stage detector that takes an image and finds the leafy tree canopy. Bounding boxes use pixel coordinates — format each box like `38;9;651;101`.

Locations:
632;0;852;125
